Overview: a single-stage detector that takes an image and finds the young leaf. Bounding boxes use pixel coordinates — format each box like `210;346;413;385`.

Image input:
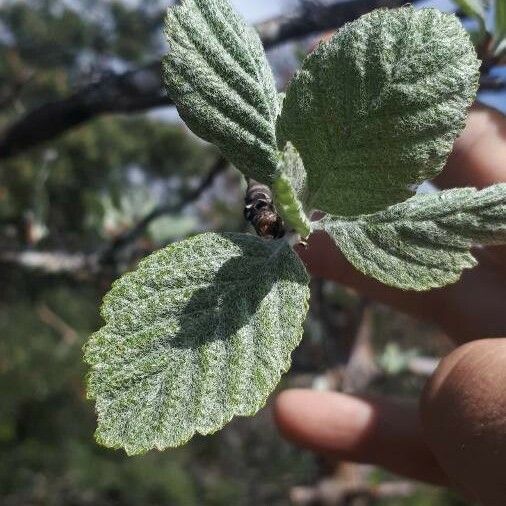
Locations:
85;233;309;454
454;0;487;30
277;7;480;216
277;142;307;204
495;0;506;55
317;184;506;291
163;0;280;185
272;173;312;239
272;143;311;238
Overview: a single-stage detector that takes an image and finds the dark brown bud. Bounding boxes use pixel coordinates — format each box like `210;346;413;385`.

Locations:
244;179;285;239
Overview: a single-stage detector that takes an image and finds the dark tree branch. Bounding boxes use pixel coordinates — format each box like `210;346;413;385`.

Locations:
0;63;167;160
479;75;506;91
0;0;406;160
257;0;404;49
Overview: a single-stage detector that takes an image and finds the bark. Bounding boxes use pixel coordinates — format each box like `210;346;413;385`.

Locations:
0;0;406;160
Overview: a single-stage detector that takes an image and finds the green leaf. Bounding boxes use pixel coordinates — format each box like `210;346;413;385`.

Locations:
163;0;280;185
272;143;311;238
495;0;506;55
272;173;312;239
454;0;487;29
277;7;480;216
277;142;307;204
85;233;309;454
318;184;506;291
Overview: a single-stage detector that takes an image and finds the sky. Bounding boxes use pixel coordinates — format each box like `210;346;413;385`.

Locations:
231;0;456;22
230;0;283;22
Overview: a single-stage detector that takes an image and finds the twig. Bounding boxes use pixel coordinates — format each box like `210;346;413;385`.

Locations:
341;303;381;393
0;63;165;160
257;0;404;49
99;156;228;264
0;157;228;274
0;0;406;160
290;478;417;505
308;299;381;393
37;304;79;345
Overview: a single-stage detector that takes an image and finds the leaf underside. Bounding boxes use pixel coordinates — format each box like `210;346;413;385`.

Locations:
277;7;480;216
163;0;279;185
319;184;506;291
85;233;309;454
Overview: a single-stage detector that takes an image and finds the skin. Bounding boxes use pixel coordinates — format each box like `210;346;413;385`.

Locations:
274;104;506;505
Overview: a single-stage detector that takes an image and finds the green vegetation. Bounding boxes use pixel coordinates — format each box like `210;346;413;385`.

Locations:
1;0;503;504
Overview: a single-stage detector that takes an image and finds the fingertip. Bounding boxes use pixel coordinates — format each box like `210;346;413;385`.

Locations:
274;389;373;454
274;389;448;485
421;338;506;412
273;389;306;442
421;338;506;503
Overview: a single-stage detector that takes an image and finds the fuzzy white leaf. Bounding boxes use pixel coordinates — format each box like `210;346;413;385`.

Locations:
318;184;506;290
85;233;309;454
278;7;480;216
163;0;280;185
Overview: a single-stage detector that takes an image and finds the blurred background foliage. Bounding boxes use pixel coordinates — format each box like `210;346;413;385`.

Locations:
0;0;503;504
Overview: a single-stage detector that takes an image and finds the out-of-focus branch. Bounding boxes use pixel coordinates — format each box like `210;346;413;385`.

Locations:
0;250;96;275
306;300;381;393
257;0;404;49
0;0;406;160
0;157;228;274
0;63;165;160
341;303;381;393
290;478;417;505
37;303;79;345
479;75;506;90
99;155;228;264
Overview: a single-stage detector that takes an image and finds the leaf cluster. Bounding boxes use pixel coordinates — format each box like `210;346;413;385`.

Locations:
85;0;506;453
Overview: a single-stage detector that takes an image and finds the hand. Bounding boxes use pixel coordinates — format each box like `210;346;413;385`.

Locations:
274;104;506;505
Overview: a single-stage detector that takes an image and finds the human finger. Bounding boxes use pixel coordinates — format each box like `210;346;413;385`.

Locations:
274;389;449;486
297;232;506;343
421;338;506;505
